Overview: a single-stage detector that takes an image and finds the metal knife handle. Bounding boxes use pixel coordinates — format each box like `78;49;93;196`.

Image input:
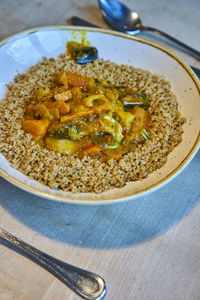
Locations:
139;26;200;60
190;66;200;79
0;228;106;300
71;16;99;27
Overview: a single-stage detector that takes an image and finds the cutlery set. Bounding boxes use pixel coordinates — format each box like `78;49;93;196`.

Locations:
97;0;200;60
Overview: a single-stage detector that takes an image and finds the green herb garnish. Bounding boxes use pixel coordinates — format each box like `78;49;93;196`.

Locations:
141;128;149;141
50;96;56;102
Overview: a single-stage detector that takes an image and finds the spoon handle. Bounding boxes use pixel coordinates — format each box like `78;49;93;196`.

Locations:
0;228;106;300
139;26;200;60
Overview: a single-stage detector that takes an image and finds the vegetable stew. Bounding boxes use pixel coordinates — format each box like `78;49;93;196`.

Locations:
22;71;150;161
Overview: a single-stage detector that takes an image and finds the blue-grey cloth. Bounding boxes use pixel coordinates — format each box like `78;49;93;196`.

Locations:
0;149;200;249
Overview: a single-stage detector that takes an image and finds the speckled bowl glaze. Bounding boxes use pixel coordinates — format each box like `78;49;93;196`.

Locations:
0;26;200;204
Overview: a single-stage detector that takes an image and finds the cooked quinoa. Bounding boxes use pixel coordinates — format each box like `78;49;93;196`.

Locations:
0;55;185;193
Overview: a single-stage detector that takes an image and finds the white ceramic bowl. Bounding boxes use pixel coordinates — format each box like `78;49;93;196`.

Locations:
0;26;200;204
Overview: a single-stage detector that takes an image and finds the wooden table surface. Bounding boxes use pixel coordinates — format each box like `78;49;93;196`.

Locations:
0;1;200;299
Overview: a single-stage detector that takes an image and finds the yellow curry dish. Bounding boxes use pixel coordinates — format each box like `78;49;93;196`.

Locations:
0;41;185;193
22;71;150;162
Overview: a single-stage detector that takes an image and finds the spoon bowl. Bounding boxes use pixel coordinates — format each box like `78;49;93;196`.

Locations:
98;0;142;33
98;0;200;60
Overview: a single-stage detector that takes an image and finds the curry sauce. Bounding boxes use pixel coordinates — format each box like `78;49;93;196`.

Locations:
22;71;150;161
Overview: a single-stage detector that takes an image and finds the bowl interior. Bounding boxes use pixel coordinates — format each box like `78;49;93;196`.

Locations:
0;26;200;203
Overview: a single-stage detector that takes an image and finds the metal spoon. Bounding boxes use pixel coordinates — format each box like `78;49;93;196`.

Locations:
98;0;200;60
0;228;106;300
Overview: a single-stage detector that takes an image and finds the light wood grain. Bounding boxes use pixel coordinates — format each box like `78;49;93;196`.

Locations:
0;0;200;299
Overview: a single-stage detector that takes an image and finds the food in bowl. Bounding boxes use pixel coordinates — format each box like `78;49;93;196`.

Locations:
0;46;185;193
22;70;151;162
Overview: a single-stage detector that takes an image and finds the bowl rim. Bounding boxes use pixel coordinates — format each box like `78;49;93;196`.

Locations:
0;25;200;205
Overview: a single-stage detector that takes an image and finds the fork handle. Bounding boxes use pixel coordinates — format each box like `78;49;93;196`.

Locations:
0;228;106;300
139;26;200;60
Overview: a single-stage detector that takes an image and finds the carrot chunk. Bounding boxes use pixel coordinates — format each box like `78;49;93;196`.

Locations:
131;106;149;129
82;145;104;157
130;106;150;143
66;73;89;88
22;119;49;136
46;100;70;115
